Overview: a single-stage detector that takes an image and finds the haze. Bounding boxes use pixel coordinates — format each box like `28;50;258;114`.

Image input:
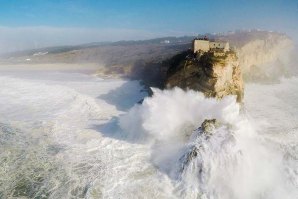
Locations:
0;0;297;54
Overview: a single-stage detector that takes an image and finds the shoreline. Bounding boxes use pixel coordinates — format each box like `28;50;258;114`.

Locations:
0;63;103;73
0;63;133;82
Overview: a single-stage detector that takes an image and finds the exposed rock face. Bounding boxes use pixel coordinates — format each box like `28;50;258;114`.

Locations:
238;36;291;68
179;119;219;172
220;32;294;81
165;50;244;102
179;119;234;174
201;119;219;134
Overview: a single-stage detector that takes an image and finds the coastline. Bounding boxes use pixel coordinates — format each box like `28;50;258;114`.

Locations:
0;63;103;73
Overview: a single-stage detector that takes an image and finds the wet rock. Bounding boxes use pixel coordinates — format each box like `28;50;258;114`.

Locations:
179;119;219;172
201;119;219;135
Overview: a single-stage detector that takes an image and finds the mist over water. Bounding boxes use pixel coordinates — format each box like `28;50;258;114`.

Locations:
0;70;297;198
120;87;298;199
0;0;297;198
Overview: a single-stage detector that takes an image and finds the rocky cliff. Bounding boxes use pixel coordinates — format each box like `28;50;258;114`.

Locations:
164;31;294;102
220;31;294;81
165;50;243;102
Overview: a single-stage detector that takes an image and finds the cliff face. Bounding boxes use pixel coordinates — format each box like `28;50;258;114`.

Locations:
165;50;243;102
225;32;294;80
164;32;294;102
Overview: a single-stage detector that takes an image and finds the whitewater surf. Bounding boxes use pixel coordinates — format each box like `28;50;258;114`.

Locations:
0;70;297;199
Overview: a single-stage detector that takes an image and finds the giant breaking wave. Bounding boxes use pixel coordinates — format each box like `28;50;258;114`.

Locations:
120;87;297;199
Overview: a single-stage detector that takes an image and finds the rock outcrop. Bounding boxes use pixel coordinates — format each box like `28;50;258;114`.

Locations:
165;49;244;102
178;119;234;175
179;119;219;172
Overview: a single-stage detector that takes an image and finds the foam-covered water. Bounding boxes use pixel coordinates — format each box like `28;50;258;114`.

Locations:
0;71;297;198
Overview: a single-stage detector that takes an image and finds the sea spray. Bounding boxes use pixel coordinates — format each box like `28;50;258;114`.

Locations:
119;87;240;142
0;72;297;199
120;87;297;199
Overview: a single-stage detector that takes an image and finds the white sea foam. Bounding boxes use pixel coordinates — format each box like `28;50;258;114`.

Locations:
0;71;297;199
120;87;298;199
120;88;240;142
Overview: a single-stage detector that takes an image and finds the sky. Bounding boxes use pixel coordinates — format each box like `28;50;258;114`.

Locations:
0;0;297;53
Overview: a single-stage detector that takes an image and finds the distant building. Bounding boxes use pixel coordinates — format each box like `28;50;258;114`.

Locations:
161;40;170;44
193;38;229;53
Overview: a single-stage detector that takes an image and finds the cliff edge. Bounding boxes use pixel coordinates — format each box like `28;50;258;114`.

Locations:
165;49;243;102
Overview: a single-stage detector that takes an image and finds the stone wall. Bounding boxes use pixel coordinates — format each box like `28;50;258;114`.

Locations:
193;40;210;52
210;42;229;52
193;40;229;53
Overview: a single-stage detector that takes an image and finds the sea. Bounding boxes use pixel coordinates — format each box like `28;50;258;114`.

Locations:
0;69;297;199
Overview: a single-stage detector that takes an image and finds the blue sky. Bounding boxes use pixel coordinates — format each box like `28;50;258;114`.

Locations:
0;0;297;52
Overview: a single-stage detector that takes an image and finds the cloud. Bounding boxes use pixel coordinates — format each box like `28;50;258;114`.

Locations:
0;26;165;54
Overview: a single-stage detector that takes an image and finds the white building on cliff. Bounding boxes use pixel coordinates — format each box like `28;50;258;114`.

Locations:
193;38;229;53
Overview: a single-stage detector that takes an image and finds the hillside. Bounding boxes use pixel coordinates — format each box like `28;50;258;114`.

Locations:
0;30;294;86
